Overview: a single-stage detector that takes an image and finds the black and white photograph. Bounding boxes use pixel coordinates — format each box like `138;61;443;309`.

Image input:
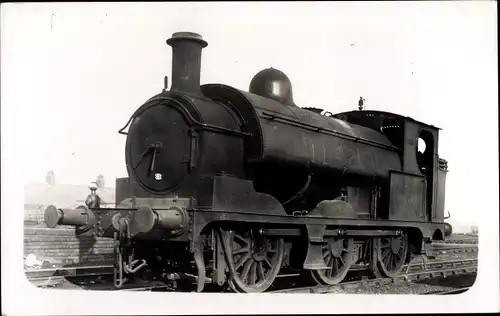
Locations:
1;1;498;315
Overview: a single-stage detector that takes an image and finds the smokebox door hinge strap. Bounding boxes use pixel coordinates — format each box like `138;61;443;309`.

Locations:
189;129;198;171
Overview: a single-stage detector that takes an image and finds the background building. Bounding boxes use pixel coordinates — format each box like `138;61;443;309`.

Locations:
24;172;115;224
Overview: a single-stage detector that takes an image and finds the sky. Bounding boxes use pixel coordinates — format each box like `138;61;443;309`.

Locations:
2;2;497;226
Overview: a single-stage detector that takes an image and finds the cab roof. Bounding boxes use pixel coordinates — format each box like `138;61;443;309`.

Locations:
333;110;441;131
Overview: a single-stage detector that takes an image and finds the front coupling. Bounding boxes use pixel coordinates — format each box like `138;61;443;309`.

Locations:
111;213;131;232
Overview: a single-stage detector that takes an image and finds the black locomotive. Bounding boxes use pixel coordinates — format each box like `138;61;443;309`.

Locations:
44;32;450;293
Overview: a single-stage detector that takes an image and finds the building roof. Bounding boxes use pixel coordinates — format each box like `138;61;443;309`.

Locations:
24;182;115;209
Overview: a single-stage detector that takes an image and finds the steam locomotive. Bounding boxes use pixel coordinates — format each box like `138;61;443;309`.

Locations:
44;31;450;293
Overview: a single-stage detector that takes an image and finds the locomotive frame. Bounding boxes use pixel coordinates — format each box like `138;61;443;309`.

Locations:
43;31;450;293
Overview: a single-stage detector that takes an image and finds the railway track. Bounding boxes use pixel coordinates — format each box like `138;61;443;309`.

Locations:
25;264;113;287
25;257;477;294
423;286;472;295
442;238;478;245
426;243;478;256
270;258;478;294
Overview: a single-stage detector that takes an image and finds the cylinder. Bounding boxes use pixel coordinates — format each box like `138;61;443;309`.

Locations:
44;205;90;228
166;32;207;95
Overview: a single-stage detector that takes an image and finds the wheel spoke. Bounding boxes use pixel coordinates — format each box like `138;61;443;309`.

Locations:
387;255;393;270
383;253;391;269
258;262;266;281
326;255;333;268
333;257;339;272
398;247;405;257
323;251;329;259
338;255;345;267
382;248;391;259
240;259;253;282
234;234;249;246
325;256;333;278
325;253;332;265
233;247;249;255
249;262;257;285
264;258;272;268
324;256;332;277
235;253;250;269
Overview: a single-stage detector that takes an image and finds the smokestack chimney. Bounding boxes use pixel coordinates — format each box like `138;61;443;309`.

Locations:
46;171;55;185
166;32;207;96
96;174;105;189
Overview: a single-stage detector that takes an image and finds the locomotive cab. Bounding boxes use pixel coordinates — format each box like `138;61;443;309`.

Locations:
334;110;448;227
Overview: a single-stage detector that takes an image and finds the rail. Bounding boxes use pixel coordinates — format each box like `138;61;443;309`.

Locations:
423;286;472;295
426;244;478;256
25;264;114;287
442;238;478;245
24;258;477;293
270;258;478;294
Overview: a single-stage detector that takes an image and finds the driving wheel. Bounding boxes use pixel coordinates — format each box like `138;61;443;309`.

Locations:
225;229;284;293
373;233;409;278
310;237;354;285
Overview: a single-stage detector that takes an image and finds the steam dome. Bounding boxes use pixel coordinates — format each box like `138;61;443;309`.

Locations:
249;68;297;106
